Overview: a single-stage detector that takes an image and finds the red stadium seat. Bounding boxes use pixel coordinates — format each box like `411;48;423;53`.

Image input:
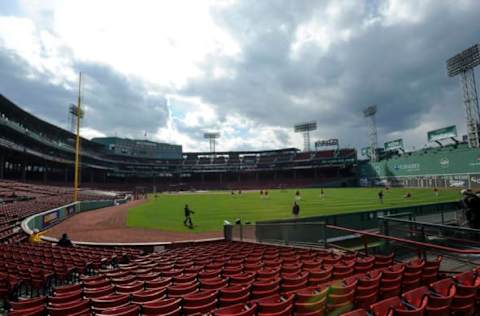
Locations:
370;296;400;316
47;299;91;316
254;293;294;313
213;302;257;316
142;297;182;316
8;296;46;310
167;281;198;297
131;288;167;304
145;277;172;289
183;299;218;315
398;286;429;315
96;304;141;316
91;293;130;311
8;305;45;316
49;289;83;304
340;308;368;316
183;289;218;306
115;281;145;294
428;278;456;308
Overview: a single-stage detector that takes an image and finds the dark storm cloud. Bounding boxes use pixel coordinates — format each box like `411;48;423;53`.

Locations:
182;0;480;147
0;49;72;124
0;49;169;138
75;62;169;137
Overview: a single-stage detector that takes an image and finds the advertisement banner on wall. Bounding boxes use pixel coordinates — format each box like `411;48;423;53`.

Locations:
447;175;468;188
384;139;404;151
470;174;480;189
361;147;369;157
66;205;76;215
427;125;457;142
43;210;59;226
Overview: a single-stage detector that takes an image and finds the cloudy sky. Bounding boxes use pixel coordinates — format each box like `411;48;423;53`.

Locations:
0;0;479;154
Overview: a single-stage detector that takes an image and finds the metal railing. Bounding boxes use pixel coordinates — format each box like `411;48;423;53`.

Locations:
225;220;480;269
227;222;328;246
378;214;480;253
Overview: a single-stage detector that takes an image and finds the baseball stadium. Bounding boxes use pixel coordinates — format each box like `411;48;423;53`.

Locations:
2;3;480;316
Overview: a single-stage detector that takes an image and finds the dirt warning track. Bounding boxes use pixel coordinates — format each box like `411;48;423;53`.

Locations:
45;200;222;243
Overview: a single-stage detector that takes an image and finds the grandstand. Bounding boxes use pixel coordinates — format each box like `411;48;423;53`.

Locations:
1;50;480;315
0;95;358;191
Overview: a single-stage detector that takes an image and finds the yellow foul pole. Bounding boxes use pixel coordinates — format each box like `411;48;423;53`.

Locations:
73;72;82;202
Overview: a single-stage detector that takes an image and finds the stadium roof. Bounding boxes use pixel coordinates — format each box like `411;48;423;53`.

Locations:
185;148;300;156
0;94;104;150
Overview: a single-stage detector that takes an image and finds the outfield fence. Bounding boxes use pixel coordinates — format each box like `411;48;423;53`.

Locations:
21;199;123;234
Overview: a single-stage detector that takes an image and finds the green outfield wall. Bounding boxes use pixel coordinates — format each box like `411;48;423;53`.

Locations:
359;144;480;189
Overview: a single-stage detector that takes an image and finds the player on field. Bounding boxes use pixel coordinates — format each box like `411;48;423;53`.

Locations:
320;188;325;199
292;201;300;218
184;204;195;228
433;187;439;197
295;190;301;201
378;190;384;204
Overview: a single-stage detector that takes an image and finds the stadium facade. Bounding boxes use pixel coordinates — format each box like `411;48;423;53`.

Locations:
91;137;182;160
0;95;357;190
4;93;480;190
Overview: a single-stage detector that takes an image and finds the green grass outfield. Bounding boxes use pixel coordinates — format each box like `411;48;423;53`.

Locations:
126;187;461;233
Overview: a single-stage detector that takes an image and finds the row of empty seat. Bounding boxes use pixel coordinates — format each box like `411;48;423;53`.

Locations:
0;242;142;300
3;240;471;316
0;180;115;243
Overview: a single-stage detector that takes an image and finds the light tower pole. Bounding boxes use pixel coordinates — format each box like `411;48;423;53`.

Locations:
363;105;378;162
204;132;220;155
73;72;83;202
294;121;317;152
447;43;480;148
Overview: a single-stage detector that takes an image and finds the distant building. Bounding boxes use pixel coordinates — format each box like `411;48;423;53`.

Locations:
92;137;182;160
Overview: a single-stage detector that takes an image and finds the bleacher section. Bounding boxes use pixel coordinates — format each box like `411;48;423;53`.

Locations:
0;180;113;244
2;240;478;316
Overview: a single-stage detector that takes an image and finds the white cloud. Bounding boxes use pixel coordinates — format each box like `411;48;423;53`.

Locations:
80;126;105;139
1;0;479;154
48;0;240;88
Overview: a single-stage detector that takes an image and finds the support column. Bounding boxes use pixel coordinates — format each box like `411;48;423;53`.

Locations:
21;163;26;182
0;153;4;179
43;161;48;183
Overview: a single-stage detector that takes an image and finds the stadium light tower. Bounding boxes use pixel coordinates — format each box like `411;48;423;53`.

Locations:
68;104;84;133
447;43;480;148
363;105;378;162
204;132;220;154
73;72;83;202
294;121;317;152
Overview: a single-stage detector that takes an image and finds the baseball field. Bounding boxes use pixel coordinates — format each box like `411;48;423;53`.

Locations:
126;187;460;233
